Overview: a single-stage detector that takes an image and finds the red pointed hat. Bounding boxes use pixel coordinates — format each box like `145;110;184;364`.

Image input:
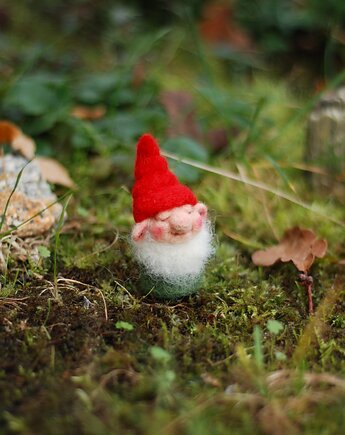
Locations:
132;134;197;223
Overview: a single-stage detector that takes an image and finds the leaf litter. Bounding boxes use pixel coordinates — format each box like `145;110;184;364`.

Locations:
0;120;74;268
35;157;75;188
0;120;35;159
251;226;328;273
252;227;328;315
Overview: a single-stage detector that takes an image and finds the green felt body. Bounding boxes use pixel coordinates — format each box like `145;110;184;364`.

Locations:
138;268;202;299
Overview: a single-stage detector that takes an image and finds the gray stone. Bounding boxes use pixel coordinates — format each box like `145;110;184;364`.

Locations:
0;154;62;237
306;87;345;185
0;155;56;201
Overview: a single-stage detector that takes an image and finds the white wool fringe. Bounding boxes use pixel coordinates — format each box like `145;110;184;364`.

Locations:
132;222;214;285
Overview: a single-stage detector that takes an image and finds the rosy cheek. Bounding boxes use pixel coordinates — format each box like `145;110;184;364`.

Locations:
150;222;169;240
193;215;203;230
151;226;163;239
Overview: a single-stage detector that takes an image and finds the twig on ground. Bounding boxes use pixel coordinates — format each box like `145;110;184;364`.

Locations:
299;273;314;315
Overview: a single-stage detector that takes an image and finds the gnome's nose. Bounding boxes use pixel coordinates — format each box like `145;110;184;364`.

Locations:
170;214;192;234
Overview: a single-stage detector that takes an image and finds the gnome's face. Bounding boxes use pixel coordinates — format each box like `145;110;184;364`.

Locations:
131;203;213;286
132;202;207;244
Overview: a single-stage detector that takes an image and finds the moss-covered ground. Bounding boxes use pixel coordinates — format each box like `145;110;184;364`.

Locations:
1;2;345;434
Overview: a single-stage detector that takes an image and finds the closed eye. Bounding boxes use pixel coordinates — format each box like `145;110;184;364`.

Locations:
158;213;170;221
183;205;193;214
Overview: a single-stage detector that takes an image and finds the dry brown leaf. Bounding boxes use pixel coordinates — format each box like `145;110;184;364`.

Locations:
11;134;36;159
0;120;36;159
252;227;328;272
35;157;75;188
71;105;106;120
199;2;253;51
160;91;202;141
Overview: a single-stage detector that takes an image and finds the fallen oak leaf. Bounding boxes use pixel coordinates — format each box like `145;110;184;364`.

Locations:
252;227;328;315
35;157;75;188
0;120;35;159
252;227;327;273
199;2;253;51
12;134;36;160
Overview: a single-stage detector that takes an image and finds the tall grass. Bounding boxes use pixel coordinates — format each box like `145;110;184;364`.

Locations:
52;194;72;298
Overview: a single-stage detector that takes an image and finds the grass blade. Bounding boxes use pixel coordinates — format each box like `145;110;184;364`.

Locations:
0;160;31;233
265;154;298;194
161;151;345;228
0;188;74;240
253;326;264;370
53;194;72;293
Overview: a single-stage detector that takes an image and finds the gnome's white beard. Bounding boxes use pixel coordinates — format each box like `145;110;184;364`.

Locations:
132;222;214;285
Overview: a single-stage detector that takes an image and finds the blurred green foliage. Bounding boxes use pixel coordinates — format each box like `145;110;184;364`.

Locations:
0;2;213;178
235;0;345;71
0;68;164;157
1;0;345;174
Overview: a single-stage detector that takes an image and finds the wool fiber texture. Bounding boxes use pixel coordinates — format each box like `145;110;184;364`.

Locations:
132;134;197;223
132;221;214;297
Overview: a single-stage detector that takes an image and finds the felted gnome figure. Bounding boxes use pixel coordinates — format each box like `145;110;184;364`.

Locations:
131;134;214;299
